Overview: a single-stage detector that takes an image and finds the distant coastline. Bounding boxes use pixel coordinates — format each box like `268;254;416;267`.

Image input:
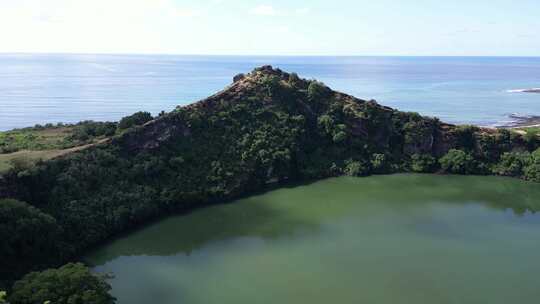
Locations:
507;88;540;93
499;114;540;128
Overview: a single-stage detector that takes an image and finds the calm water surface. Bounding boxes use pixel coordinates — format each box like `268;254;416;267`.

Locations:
86;174;540;304
1;54;540;130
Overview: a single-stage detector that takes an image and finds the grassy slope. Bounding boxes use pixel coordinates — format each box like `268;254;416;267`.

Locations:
0;126;110;174
0;142;109;175
0;127;73;152
517;126;540;134
0;127;70;174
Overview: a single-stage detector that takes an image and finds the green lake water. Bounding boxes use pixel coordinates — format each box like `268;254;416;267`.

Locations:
86;174;540;304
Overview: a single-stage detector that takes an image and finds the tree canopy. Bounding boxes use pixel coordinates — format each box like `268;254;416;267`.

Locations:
8;263;115;304
0;199;62;289
117;111;153;130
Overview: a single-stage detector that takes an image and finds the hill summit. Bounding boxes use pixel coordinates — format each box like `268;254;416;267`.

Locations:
118;65;457;155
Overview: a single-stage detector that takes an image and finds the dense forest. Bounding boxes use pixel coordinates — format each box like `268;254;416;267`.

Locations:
1;66;539;303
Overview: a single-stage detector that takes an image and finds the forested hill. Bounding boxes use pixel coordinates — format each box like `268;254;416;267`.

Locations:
1;66;540;296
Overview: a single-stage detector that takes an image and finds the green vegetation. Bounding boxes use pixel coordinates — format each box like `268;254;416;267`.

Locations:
370;153;390;173
0;125;71;153
0;115;156;175
517;126;540;135
410;154;437;173
0;122;116;154
344;159;369;176
69;121;117;142
439;149;477;174
0;121;118;175
483;148;540;182
0;66;539;297
493;151;531;177
117;112;153;130
518;127;540;149
524;149;540;182
8;263;114;304
0;199;62;289
307;80;331;101
0;149;79;175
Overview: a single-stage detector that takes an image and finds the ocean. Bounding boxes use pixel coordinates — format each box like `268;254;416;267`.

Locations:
1;54;539;131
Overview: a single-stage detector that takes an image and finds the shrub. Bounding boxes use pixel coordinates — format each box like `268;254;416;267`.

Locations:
9;157;34;173
524;148;540;182
439;149;476;174
70;121;117;142
332;130;347;143
0;199;62;287
523;129;539;148
307;81;330;101
118;112;153;130
9;263;115;304
344;159;369;176
453;125;478;151
288;72;300;84
402;116;437;154
532;148;540;160
371;153;390;173
317;116;347;143
524;163;540;182
411;154;437;173
260;75;281;97
493;152;530;177
317;115;334;134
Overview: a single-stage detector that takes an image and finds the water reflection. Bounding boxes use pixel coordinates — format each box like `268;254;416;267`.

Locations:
86;174;540;266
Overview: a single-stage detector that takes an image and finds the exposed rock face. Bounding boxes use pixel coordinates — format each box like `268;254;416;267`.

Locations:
115;115;192;152
233;73;245;82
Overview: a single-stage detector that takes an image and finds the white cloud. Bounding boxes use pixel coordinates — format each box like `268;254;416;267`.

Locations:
295;8;310;16
0;1;317;54
250;5;278;16
267;26;290;34
172;8;203;18
249;5;311;17
0;0;208;53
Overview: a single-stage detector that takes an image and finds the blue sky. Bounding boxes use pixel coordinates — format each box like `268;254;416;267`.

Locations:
0;0;538;56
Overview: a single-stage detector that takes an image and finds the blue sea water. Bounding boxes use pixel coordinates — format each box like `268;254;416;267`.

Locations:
1;54;539;131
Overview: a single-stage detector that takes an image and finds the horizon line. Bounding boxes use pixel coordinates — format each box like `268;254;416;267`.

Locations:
1;51;540;58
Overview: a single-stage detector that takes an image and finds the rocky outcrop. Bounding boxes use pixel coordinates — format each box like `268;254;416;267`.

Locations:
233;73;245;82
115;115;192;152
